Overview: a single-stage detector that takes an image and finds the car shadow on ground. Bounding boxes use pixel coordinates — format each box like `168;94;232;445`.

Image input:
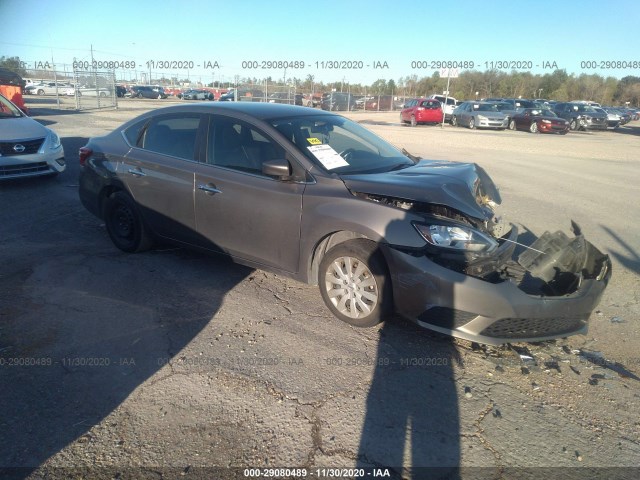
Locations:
600;224;640;276
356;319;463;479
0;169;250;477
611;124;640;137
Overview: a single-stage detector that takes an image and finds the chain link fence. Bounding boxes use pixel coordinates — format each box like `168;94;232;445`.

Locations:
20;65;421;112
21;68;117;110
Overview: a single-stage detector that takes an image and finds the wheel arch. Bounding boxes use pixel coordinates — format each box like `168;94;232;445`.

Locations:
308;231;374;286
98;182;128;218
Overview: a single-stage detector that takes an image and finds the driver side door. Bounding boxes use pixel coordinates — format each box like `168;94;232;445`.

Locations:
193;115;306;273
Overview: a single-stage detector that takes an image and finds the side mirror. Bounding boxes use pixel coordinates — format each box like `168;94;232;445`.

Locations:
262;159;291;179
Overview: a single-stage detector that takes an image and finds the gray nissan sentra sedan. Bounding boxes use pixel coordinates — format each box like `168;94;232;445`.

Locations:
78;103;611;345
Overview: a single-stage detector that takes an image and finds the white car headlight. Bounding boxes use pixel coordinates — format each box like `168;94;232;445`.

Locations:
48;130;61;149
414;223;498;252
477;115;488;121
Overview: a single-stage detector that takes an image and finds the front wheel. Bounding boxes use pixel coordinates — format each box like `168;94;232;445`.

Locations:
509;119;516;130
529;122;539;133
318;239;392;327
468;117;475;129
104;192;153;253
569;119;578;131
410;115;417;127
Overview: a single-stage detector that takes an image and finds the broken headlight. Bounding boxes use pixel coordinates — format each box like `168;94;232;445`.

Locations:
413;223;498;253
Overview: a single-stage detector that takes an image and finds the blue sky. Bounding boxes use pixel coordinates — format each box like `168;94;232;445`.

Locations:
2;0;639;85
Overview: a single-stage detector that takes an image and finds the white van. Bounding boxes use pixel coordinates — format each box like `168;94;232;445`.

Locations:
427;94;458;120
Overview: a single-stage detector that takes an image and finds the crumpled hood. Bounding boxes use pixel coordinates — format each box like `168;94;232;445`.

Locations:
341;159;501;220
0;116;50;141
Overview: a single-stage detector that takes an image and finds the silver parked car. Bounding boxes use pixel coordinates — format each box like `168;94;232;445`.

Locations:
0;93;66;179
78;103;611;345
451;102;508;129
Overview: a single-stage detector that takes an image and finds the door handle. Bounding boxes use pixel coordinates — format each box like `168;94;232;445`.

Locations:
197;184;222;195
128;168;146;177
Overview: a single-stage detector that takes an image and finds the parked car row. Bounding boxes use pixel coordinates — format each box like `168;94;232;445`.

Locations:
446;98;638;134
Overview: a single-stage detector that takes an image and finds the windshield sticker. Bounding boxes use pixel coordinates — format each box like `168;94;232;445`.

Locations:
307;144;349;170
306;137;322;145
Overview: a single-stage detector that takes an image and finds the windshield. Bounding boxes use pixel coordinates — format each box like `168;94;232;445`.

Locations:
531;109;557;117
495;103;512;111
0;95;23;118
574;105;597;113
270;115;412;175
475;103;500;112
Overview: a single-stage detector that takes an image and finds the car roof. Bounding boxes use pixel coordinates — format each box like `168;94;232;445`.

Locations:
138;102;336;120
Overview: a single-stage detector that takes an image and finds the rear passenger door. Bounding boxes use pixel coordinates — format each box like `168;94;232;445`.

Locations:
194;115;305;273
121;113;205;243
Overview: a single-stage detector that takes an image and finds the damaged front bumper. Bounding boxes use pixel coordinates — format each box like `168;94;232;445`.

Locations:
387;224;611;345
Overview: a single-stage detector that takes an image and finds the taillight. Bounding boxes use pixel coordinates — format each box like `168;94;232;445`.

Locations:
79;146;92;166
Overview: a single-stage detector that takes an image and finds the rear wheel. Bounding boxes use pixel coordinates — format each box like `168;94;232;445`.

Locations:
529;122;539;133
37;89;45;95
318;239;392;328
104;192;153;253
451;115;458;127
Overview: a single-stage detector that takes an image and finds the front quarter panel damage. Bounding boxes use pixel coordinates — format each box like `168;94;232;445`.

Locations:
386;223;611;345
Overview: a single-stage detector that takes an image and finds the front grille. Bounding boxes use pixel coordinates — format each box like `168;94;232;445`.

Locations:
480;316;587;339
418;307;478;329
0;162;51;177
0;138;45;156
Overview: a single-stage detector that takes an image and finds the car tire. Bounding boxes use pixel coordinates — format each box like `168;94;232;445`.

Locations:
99;92;107;97
410;115;417;127
137;93;143;99
468;117;475;129
451;115;458;127
318;239;392;328
529;122;539;133
37;89;45;95
509;119;516;130
569;119;578;131
104;191;153;253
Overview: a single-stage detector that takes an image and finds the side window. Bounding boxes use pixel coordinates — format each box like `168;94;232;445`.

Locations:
123;119;148;146
139;115;201;160
209;117;285;175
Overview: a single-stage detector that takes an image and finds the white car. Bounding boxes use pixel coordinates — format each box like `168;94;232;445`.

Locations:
65;86;111;97
25;82;72;96
426;94;458;120
0;93;65;179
